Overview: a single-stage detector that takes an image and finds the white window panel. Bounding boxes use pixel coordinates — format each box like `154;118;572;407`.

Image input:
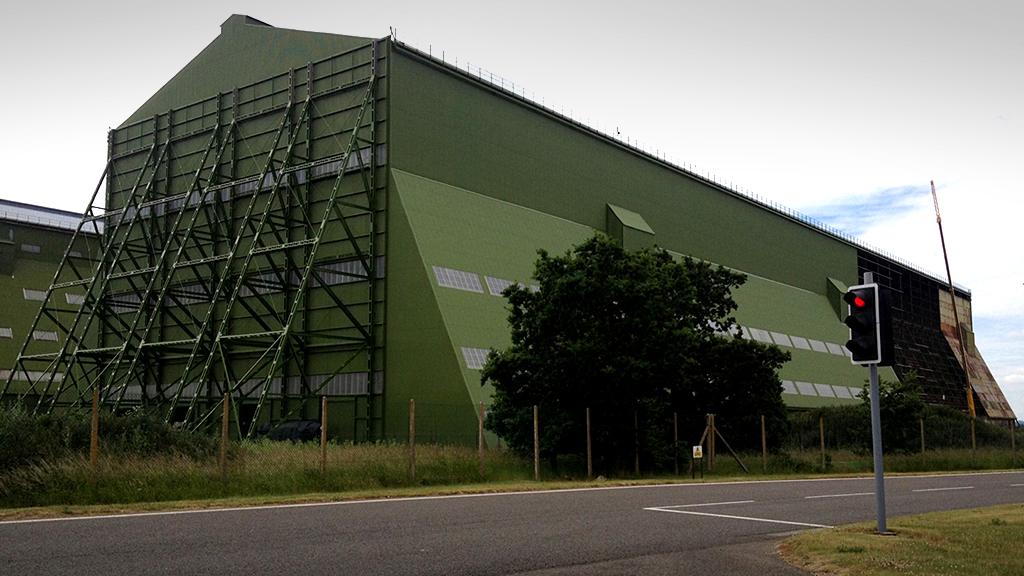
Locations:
808;339;829;353
1;369;64;382
832;385;854;399
825;342;847;356
167;283;208;306
484;276;513;296
747;327;773;344
0;327;12;338
795;381;818;396
121;385;143;400
790;336;811;350
20;243;41;254
65;293;85;305
32;330;58;342
433;266;484;293
23;288;47;301
781;380;798;395
813;383;837;397
460;347;491;370
325;372;371;395
769;332;793;347
109;292;142;314
318;259;366;285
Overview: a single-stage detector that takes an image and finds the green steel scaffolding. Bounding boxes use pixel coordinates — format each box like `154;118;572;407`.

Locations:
3;39;388;440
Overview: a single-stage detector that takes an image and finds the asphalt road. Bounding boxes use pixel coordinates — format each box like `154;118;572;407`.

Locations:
3;471;1023;575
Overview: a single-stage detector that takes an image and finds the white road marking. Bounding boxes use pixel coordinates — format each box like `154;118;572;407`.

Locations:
912;486;974;493
644;507;833;529
1;470;1019;526
804;492;873;499
658;500;755;508
1010;484;1024;487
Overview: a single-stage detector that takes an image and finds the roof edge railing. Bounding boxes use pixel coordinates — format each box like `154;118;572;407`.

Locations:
0;208;99;234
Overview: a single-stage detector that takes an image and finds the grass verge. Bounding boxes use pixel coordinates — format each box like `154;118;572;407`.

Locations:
0;477;697;522
779;503;1024;576
1;441;1019;519
3;468;1020;523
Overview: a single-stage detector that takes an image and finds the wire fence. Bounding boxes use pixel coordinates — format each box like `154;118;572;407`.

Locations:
1;396;1018;508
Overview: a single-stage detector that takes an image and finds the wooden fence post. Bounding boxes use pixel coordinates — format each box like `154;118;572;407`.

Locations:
919;417;925;454
220;392;229;481
533;405;540;481
586;407;593;479
1011;420;1017;468
706;414;715;472
408;399;416;481
710;414;717;471
478;401;485;477
634;409;640;477
761;414;767;473
90;385;100;476
673;411;679;476
819;414;826;470
971;416;977;457
320;395;328;474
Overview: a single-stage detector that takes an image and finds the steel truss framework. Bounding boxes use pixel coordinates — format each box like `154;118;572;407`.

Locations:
3;40;388;439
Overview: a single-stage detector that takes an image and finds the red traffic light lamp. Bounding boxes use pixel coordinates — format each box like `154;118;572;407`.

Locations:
843;283;893;366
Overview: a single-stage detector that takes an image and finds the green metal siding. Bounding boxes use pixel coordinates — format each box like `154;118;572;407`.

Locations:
123;15;371;126
0;222;95;395
387;169;882;415
389;50;858;296
383;171;471;440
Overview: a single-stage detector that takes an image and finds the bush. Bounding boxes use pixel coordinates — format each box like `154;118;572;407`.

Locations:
784;401;1015;454
0;404;217;472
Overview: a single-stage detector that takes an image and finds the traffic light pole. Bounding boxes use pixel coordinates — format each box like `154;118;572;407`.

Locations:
862;271;889;535
869;362;887;534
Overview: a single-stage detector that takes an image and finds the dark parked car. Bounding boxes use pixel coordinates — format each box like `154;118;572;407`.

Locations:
256;420;322;442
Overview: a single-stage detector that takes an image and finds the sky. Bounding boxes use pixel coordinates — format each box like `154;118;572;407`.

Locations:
1;1;1021;415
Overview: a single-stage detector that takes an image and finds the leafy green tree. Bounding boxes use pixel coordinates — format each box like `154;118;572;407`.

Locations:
482;235;790;473
857;372;926;453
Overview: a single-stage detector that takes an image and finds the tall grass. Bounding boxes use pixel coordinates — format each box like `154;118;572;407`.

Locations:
0;441;532;508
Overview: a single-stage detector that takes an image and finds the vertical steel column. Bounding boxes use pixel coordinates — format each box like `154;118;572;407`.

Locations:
864;271;888;534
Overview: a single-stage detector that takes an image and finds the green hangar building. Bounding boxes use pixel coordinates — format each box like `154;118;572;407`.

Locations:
3;15;1014;441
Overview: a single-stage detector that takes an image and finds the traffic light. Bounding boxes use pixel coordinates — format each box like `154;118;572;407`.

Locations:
843;283;894;366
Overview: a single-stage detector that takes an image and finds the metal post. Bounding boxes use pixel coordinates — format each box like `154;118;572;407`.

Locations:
533;405;540;481
477;401;485;477
320;396;328;475
586;407;593;479
869;363;888;534
220;392;229;481
761;414;767;473
931;181;976;419
90;385;100;472
673;412;679;476
408;399;416;481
